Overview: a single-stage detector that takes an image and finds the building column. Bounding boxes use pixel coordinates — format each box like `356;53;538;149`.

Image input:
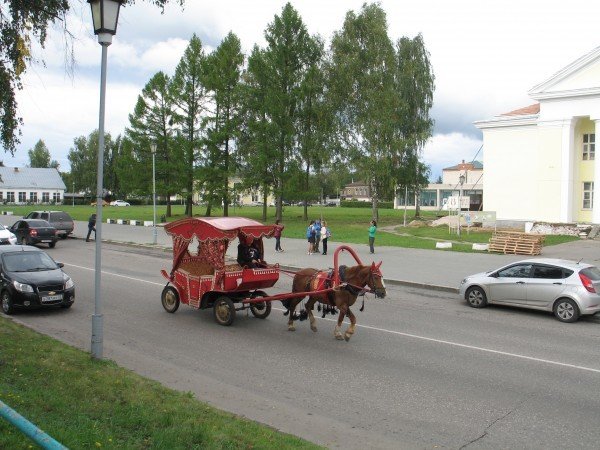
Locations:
593;119;600;224
560;118;576;222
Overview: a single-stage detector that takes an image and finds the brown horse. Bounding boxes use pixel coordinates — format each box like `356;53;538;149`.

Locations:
283;262;386;341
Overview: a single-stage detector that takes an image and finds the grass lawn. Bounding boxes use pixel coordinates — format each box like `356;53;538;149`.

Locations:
0;317;321;450
0;205;579;252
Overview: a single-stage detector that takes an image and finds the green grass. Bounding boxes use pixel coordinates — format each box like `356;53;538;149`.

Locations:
0;205;579;252
0;317;322;450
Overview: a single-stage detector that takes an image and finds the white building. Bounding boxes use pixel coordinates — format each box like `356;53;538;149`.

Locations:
475;45;600;223
394;160;483;211
0;167;66;204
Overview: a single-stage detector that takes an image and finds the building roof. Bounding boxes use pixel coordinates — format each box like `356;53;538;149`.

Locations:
0;167;66;190
443;160;483;171
344;181;368;187
500;103;540;116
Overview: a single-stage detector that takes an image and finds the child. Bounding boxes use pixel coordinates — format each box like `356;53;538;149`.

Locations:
274;219;284;252
321;221;330;255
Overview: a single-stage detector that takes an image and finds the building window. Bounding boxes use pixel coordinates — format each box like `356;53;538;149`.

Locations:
6;192;14;202
29;192;37;203
420;190;437;207
42;192;50;202
0;192;3;201
583;134;595;160
53;192;61;203
583;182;594;209
18;192;26;203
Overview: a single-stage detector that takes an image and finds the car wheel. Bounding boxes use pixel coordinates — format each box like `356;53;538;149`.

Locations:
61;303;73;309
554;298;580;323
49;241;56;248
60;235;68;240
161;286;180;313
213;296;236;326
1;290;14;315
466;286;488;308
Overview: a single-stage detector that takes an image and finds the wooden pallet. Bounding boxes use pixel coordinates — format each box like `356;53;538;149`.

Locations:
488;231;544;255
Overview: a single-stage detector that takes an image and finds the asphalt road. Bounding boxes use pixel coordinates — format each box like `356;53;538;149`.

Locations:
5;239;600;449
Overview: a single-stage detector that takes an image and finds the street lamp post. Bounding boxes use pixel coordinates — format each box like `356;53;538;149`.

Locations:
458;173;465;236
88;0;124;360
151;142;157;245
72;181;75;207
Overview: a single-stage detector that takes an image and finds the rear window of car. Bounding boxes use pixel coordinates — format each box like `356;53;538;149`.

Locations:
580;267;600;281
50;212;73;222
532;265;573;279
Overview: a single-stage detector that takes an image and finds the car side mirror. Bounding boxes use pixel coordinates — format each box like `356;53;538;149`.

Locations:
57;262;64;268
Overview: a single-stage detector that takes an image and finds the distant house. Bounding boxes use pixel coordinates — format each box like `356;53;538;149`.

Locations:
341;181;371;202
0;167;66;204
394;160;484;211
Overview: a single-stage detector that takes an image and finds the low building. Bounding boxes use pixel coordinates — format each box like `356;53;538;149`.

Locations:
340;181;371;202
394;160;484;211
0;167;66;205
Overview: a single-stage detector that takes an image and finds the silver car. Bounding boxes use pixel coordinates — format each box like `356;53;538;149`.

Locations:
459;258;600;322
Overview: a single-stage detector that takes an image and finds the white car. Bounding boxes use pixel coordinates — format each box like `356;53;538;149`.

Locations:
0;223;17;245
110;200;130;207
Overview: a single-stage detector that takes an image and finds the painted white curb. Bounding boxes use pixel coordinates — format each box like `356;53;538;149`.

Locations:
472;243;489;251
436;242;452;249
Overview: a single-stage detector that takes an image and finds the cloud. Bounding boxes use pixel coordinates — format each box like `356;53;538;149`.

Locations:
422;133;483;181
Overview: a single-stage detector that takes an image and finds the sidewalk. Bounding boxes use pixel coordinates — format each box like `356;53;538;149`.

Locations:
61;219;600;293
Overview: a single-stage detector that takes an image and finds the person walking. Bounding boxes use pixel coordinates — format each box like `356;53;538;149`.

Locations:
368;219;377;254
274;219;285;252
86;213;97;242
306;220;316;254
313;219;322;253
321;220;330;255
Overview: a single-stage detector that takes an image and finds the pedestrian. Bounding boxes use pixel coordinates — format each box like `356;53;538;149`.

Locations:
306;220;316;255
86;213;97;242
368;219;377;254
321;220;330;255
313;219;322;253
274;219;285;252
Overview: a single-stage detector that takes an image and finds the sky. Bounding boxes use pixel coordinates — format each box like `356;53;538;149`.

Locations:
9;0;600;180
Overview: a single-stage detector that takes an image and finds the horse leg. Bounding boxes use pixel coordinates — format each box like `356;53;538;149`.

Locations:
306;297;317;332
287;298;301;331
344;307;357;341
334;305;347;340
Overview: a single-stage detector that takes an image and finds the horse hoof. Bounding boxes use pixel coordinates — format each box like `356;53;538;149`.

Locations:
310;325;318;332
335;334;344;340
288;326;296;332
344;334;351;342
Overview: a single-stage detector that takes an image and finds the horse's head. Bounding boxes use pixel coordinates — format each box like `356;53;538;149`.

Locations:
368;262;386;298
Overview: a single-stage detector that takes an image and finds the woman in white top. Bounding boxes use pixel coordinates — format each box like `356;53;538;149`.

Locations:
320;221;330;255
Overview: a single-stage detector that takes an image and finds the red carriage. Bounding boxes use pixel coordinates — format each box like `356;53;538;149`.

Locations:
160;216;387;339
160;217;280;325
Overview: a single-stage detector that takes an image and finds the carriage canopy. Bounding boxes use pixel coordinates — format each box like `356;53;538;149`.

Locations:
165;217;276;276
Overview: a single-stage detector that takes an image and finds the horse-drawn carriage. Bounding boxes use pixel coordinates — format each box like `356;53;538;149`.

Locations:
160;217;386;340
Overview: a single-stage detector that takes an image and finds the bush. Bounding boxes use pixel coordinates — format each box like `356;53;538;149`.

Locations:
341;200;393;209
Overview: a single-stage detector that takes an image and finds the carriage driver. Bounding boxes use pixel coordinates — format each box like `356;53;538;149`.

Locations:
237;235;263;269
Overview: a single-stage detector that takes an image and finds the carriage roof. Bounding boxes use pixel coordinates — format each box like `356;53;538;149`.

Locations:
164;217;275;243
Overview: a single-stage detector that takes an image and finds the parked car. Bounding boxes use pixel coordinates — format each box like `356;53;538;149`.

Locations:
24;210;74;238
110;200;130;207
0;224;17;245
248;201;263;207
9;219;58;248
0;245;75;314
459;258;600;323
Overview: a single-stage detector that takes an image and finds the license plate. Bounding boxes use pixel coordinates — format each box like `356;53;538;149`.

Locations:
41;294;63;303
41;240;52;243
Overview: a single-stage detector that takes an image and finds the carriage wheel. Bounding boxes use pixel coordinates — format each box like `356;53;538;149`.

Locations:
161;286;180;313
250;292;271;319
214;296;236;326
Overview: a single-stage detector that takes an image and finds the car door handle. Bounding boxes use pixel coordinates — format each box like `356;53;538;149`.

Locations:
516;281;525;284
553;282;563;285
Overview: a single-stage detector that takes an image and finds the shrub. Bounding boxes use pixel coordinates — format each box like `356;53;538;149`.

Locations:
341;200;393;209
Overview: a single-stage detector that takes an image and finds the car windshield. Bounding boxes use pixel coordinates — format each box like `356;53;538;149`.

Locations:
580;266;600;281
0;224;5;231
2;252;58;272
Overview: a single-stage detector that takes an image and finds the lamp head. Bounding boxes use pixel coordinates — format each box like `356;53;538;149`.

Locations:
88;0;124;44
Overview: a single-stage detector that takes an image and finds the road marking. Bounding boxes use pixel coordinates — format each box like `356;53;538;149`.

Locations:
66;262;600;375
271;307;600;375
66;263;165;287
